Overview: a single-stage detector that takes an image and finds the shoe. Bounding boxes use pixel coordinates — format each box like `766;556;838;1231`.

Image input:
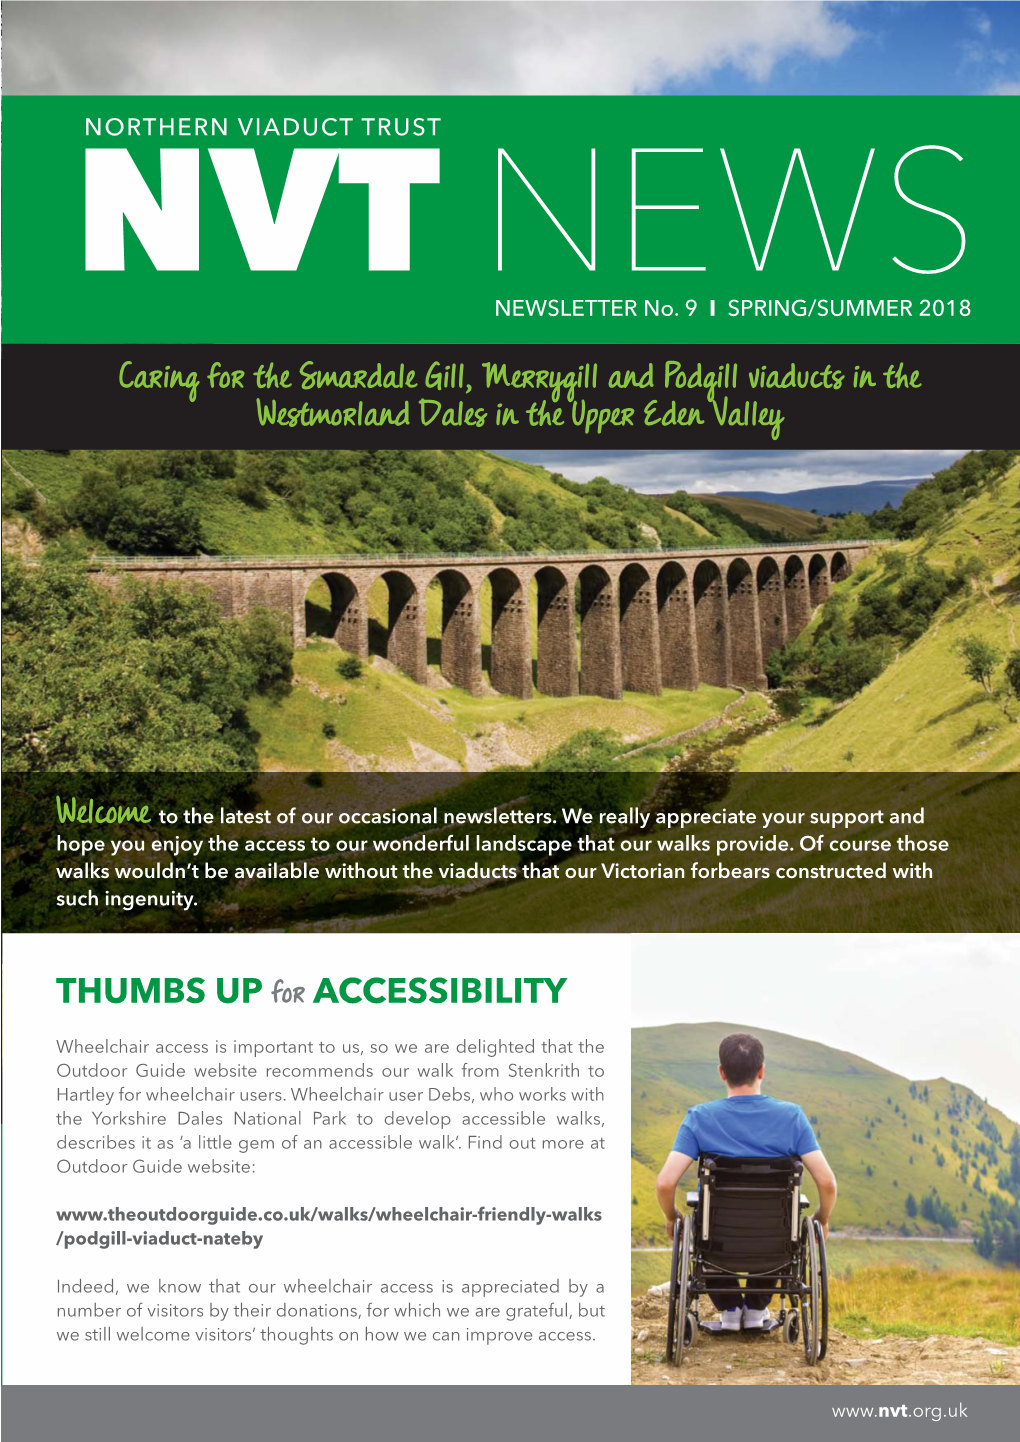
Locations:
742;1306;771;1330
719;1307;742;1331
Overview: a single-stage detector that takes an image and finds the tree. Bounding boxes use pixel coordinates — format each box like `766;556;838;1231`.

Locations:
919;1191;957;1231
236;608;294;697
232;453;271;507
69;464;203;555
158;449;203;483
200;449;237;479
975;1218;994;1260
1;557;289;771
1005;650;1020;709
830;511;871;540
956;635;1002;695
103;484;203;555
905;1193;918;1218
764;639;806;689
69;466;121;535
815;637;890;701
896;486;945;537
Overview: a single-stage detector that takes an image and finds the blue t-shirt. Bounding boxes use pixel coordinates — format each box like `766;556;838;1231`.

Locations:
672;1095;818;1160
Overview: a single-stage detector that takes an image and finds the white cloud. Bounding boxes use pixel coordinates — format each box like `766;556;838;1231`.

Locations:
960;8;1011;71
988;77;1020;95
633;935;1020;1121
7;1;860;95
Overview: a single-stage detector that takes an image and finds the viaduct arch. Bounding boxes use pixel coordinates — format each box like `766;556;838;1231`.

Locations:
95;542;870;700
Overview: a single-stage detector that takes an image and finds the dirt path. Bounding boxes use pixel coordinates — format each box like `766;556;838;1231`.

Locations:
631;1292;1016;1385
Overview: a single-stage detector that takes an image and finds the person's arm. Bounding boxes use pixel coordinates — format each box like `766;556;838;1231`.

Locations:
801;1149;837;1237
656;1151;695;1243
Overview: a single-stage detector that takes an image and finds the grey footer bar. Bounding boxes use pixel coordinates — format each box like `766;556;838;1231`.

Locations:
2;1385;1014;1441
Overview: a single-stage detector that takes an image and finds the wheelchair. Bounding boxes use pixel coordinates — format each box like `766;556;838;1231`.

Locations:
666;1154;828;1367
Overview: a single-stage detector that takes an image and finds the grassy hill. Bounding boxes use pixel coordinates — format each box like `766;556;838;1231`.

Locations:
250;638;747;772
694;493;829;541
1;447;774;558
716;479;924;517
739;460;1020;773
631;1022;1020;1247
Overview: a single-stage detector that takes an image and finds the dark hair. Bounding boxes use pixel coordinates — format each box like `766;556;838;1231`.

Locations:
719;1033;764;1086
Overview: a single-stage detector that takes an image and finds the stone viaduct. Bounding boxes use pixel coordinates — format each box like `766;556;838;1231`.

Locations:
97;542;871;700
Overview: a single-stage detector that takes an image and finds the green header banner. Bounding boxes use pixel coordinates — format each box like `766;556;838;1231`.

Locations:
4;95;1016;343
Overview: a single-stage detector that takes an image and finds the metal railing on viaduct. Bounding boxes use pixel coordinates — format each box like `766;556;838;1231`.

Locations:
94;542;873;699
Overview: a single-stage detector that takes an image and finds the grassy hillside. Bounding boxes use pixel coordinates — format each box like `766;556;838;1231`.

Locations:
3;449;360;554
631;1022;1020;1246
1;448;775;559
697;493;830;541
250;637;745;772
740;460;1020;773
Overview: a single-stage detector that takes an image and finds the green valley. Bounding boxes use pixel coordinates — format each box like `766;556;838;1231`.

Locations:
631;1021;1020;1246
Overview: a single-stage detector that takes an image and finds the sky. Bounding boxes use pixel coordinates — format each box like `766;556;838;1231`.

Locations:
632;934;1020;1123
6;1;1020;96
499;447;968;494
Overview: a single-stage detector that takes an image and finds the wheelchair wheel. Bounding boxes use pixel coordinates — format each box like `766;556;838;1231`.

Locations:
782;1309;799;1345
666;1219;682;1364
814;1219;830;1362
666;1217;692;1366
683;1311;697;1349
800;1215;822;1366
676;1217;692;1366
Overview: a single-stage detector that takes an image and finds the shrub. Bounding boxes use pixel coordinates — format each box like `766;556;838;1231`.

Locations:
232;454;270;507
236;608;293;697
951;553;988;587
660;749;737;809
765;639;806;689
773;687;804;720
2;557;259;771
1003;649;1020;706
71;467;203;555
337;654;364;681
815;637;891;701
1;474;38;518
103;484;203;555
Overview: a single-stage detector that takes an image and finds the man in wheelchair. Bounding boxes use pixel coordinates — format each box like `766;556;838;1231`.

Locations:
655;1032;837;1358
